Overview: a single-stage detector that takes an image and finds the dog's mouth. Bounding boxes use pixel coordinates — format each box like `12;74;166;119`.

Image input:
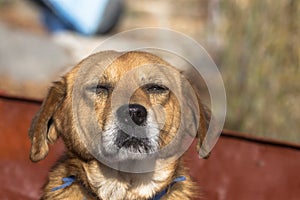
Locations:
115;130;152;153
100;108;160;161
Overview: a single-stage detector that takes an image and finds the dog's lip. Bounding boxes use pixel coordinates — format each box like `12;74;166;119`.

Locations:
115;130;151;152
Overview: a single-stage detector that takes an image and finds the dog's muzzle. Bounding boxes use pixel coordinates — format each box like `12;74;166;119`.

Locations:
115;104;151;151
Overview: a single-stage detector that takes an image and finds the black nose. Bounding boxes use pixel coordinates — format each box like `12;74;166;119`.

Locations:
117;104;147;126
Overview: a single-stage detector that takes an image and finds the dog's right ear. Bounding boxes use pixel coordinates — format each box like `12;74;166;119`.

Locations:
29;79;66;162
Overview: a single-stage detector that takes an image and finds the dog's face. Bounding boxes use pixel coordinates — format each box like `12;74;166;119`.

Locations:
92;54;177;160
29;51;209;169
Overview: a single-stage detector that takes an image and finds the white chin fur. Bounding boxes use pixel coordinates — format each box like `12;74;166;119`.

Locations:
101;117;160;161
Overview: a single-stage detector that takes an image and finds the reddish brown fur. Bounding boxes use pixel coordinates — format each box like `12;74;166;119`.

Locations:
29;51;209;200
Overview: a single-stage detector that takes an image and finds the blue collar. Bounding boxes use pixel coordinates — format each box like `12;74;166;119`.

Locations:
51;176;76;191
150;176;186;200
52;175;186;200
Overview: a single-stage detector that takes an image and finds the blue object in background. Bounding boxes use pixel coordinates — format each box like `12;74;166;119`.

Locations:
40;0;122;35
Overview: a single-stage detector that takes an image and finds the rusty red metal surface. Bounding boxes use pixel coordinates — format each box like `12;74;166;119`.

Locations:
0;94;64;200
185;132;300;200
1;94;300;200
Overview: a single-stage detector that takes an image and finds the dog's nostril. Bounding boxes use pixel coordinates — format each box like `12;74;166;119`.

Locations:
129;104;147;125
117;104;147;126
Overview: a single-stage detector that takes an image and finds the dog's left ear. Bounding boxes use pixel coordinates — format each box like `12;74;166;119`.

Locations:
196;101;211;159
29;79;66;162
180;72;211;159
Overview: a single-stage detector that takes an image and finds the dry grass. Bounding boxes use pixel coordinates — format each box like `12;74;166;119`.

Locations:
120;0;208;39
215;0;300;142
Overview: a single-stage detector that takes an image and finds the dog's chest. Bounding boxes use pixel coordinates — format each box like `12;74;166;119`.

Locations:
83;165;157;200
86;175;160;200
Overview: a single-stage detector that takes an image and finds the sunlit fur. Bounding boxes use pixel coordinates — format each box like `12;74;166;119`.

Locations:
29;51;210;200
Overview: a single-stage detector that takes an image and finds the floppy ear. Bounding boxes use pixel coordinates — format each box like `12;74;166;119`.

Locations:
29;79;66;162
196;101;211;159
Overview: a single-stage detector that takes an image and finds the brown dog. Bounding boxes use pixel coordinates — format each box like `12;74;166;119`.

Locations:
29;51;210;200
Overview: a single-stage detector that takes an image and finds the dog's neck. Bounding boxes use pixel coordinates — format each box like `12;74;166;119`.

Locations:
80;159;178;200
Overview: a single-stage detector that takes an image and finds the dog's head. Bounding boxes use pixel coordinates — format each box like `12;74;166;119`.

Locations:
29;51;210;166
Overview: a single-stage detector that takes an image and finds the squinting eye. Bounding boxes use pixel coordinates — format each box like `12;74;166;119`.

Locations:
145;84;169;94
95;85;111;94
86;84;111;95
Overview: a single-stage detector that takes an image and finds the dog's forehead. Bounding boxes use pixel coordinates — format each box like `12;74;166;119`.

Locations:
92;52;179;82
70;51;182;88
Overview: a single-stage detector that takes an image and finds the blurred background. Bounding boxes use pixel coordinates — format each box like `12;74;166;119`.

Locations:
0;0;299;145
